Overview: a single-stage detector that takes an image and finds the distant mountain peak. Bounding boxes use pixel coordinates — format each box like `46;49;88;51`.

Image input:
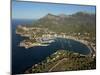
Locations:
44;13;58;19
33;11;95;34
74;12;90;16
47;13;54;16
59;14;67;18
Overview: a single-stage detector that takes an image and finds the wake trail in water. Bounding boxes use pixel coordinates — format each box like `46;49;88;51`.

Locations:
68;40;72;48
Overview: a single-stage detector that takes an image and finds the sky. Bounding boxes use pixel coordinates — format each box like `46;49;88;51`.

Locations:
12;1;96;19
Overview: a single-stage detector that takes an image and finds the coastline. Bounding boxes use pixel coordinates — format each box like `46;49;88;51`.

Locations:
24;50;96;73
16;25;95;57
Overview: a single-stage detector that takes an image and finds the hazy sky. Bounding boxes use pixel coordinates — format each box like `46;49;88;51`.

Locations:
12;1;96;19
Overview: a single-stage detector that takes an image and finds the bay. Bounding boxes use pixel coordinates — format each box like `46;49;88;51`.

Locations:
12;19;90;74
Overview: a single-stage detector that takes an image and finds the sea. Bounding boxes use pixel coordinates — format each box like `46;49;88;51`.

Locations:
12;19;90;74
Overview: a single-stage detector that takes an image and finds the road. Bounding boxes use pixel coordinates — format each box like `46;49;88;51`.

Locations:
49;58;68;72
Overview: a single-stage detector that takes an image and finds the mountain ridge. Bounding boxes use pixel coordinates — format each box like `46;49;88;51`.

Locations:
32;12;96;36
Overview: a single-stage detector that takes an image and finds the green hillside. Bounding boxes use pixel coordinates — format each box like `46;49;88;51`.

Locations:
25;50;96;73
32;12;96;37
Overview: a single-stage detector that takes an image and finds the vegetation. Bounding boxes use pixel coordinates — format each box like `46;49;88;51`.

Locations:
25;50;96;73
32;12;96;37
16;12;96;73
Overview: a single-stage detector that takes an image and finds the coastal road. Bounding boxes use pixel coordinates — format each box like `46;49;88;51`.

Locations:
49;58;68;72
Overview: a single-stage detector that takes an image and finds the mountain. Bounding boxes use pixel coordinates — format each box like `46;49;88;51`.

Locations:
32;12;96;36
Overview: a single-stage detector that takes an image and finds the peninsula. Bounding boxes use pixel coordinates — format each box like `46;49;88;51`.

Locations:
15;12;96;73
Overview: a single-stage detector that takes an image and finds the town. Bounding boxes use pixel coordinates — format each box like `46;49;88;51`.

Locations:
16;25;96;57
